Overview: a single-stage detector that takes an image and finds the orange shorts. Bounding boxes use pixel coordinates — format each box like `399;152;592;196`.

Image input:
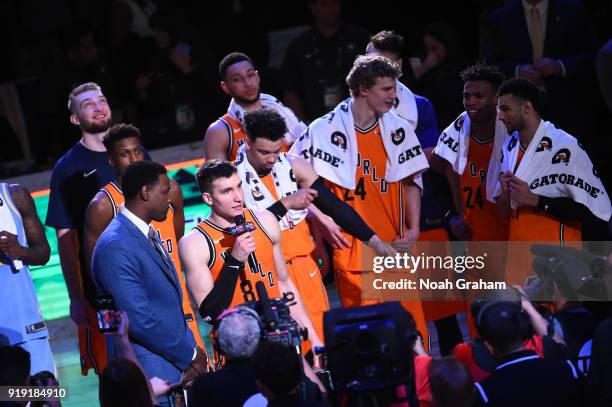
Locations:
418;228;466;322
78;307;107;375
286;255;329;342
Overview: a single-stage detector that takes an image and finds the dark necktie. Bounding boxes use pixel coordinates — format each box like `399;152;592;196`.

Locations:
148;226;171;269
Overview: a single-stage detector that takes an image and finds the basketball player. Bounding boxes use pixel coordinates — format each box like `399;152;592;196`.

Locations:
290;55;430;338
367;32;472;348
45;82;152;375
179;160;324;351
236;108;396;338
203;52;306;161
431;63;510;242
0;183;55;375
494;78;611;284
82;123;205;351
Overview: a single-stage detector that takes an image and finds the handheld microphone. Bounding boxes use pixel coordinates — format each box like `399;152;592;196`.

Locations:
227;214;255;236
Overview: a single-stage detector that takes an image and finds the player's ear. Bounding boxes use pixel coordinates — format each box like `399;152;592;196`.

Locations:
220;81;230;96
358;83;369;97
397;57;403;72
202;192;213;206
70;114;80;126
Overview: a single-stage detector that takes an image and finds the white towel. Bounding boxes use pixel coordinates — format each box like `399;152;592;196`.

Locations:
433;112;509;201
289;98;428;190
228;93;307;145
490;120;611;221
235;145;308;230
393;80;418;130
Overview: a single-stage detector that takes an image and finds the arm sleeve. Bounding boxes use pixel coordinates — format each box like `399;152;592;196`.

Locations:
536;196;610;240
198;255;243;321
266;200;288;222
309;177;375;242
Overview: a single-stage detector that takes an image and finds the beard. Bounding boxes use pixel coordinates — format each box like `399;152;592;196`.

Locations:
234;91;260;107
256;166;272;177
80;114;112;134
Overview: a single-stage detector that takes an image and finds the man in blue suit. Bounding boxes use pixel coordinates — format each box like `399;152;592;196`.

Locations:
92;160;208;402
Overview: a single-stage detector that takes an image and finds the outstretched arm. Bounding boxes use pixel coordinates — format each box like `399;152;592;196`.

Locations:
286;154;396;255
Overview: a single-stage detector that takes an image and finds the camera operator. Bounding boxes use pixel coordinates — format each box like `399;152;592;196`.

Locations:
253;341;329;407
191;306;325;406
453;288;566;382
473;302;583;406
190;306;261;406
530;244;610;372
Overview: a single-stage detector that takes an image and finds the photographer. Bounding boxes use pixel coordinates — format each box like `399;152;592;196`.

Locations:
529;244;610;371
191;306;325;406
473;302;583;406
190;306;261;406
453;288;566;382
253;341;328;407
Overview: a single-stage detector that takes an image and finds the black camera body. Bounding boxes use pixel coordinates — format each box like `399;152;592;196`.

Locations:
530;244;612;301
322;302;417;394
243;282;306;351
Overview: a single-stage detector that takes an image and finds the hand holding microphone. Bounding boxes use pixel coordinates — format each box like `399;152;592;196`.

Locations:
230;215;256;262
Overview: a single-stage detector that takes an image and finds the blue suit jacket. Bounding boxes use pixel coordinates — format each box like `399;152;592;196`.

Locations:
92;212;195;383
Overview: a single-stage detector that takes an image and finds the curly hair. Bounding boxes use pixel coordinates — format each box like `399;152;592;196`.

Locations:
459;63;506;91
103;123;141;153
244;108;288;142
346;54;400;97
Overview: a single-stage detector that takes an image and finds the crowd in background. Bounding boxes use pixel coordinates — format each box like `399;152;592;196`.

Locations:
1;0;610;184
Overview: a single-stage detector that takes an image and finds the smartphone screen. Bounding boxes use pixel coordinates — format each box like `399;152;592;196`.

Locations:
96;295;118;333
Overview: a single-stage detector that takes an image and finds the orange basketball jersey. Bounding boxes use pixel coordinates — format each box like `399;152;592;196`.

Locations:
220;114;289;162
260;174;315;259
194;209;281;307
508;146;581;242
100;182;204;348
460;134;509;241
504;147;581;285
327;121;405;271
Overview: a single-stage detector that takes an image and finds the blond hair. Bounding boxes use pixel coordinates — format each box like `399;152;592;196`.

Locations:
67;82;103;113
346;54;400;97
